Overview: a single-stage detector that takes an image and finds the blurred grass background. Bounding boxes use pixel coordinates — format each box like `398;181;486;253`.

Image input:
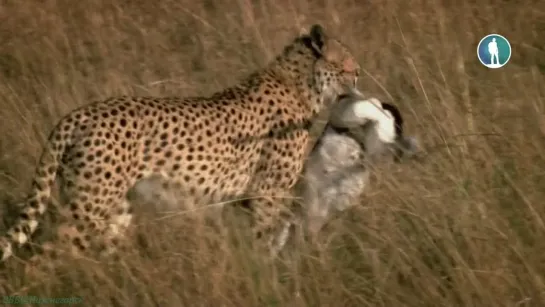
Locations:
0;0;544;306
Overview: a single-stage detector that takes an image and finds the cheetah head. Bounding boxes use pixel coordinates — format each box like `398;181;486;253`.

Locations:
304;24;361;105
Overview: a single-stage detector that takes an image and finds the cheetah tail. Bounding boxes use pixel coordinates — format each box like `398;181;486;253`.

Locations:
0;118;74;262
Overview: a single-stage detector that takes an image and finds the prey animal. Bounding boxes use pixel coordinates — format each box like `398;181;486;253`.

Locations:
295;89;419;237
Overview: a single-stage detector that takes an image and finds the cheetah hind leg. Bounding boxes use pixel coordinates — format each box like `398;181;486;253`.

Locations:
55;199;133;262
23;233;114;280
23;242;69;278
23;225;92;278
96;199;134;260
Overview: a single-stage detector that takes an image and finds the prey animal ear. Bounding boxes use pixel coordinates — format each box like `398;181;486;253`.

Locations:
329;95;390;129
352;98;383;120
350;98;396;144
380;102;404;137
393;135;420;162
400;136;420;156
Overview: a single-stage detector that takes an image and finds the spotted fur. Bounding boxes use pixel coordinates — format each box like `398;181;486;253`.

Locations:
0;24;359;261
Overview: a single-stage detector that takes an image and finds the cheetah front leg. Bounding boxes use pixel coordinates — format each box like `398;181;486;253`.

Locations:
249;195;295;258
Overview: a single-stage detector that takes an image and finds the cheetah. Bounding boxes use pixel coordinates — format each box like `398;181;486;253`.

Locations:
0;24;360;261
295;90;420;237
124;90;419;254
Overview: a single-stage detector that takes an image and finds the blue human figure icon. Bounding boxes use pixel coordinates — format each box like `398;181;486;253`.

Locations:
488;38;499;65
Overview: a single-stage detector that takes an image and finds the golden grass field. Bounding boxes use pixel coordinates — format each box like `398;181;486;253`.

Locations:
0;0;544;305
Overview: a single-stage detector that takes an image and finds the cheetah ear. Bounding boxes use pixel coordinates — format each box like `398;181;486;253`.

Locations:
309;24;326;55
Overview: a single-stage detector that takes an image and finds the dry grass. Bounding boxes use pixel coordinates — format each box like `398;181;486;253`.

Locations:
0;0;544;305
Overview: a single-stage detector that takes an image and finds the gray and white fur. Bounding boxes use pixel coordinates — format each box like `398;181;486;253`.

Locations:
294;89;419;237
